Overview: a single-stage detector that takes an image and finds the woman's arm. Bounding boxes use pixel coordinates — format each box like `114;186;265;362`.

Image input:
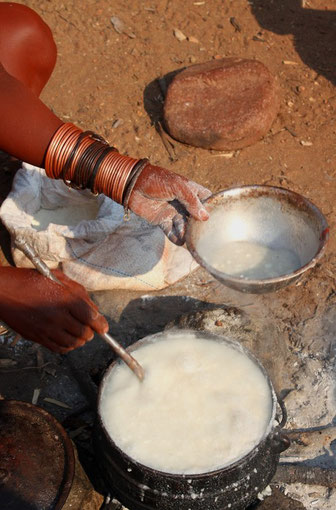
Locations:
0;62;210;243
0;62;62;166
0;3;209;354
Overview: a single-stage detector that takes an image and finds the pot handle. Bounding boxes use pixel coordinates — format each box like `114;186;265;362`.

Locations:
272;392;290;453
275;392;287;429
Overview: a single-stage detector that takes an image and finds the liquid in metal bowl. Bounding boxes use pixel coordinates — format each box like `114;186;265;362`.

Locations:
186;185;329;294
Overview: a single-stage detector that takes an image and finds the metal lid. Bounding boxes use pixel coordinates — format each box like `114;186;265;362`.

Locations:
0;400;74;510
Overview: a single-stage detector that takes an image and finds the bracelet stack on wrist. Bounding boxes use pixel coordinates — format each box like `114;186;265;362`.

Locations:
44;122;148;206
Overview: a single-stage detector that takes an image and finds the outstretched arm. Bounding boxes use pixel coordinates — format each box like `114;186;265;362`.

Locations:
0;2;210;244
0;62;210;244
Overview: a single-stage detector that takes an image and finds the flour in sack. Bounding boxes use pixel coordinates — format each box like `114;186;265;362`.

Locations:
0;163;198;290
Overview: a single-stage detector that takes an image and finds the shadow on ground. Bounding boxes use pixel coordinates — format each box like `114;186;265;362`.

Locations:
251;0;336;85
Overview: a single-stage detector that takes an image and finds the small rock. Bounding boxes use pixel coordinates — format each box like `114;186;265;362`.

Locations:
214;151;234;158
163;58;280;150
110;16;135;39
112;119;123;128
252;35;266;42
300;140;313;146
173;28;186;41
230;17;241;32
110;16;124;34
188;35;199;44
258;485;272;501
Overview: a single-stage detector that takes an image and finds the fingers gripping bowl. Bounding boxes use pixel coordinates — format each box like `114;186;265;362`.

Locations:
186;186;329;294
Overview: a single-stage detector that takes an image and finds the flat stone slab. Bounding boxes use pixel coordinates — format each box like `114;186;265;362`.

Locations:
163;58;280;150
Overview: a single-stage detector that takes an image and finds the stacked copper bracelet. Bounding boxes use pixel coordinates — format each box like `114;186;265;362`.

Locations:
45;122;147;206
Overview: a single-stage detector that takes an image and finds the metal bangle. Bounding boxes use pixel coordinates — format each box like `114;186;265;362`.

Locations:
122;158;149;214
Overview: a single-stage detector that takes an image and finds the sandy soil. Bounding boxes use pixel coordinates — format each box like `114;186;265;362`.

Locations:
3;0;333;279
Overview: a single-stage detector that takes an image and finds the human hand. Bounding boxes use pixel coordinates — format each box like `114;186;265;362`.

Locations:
0;267;108;353
128;164;211;245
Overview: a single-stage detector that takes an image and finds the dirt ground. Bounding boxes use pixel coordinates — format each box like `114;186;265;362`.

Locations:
1;1;336;509
12;0;334;214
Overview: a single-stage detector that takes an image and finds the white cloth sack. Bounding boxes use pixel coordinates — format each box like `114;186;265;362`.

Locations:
0;163;197;291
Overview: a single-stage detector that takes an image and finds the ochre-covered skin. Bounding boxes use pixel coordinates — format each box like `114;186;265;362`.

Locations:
0;4;107;351
0;2;57;95
0;267;109;353
0;3;63;166
0;3;209;235
0;3;209;352
129;163;210;245
0;61;63;165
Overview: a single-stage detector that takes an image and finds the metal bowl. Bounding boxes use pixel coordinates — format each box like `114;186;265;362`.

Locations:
186;185;329;294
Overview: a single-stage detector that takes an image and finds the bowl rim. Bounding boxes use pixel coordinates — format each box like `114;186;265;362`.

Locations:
185;185;329;287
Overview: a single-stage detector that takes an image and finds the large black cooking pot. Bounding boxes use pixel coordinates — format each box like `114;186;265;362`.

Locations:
94;330;290;510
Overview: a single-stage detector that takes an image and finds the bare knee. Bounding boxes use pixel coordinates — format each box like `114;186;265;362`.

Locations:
0;3;57;95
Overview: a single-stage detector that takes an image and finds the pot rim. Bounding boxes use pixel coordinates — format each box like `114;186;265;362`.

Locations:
97;329;279;479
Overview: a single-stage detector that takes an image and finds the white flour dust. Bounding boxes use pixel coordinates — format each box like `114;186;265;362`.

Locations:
31;203;99;231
